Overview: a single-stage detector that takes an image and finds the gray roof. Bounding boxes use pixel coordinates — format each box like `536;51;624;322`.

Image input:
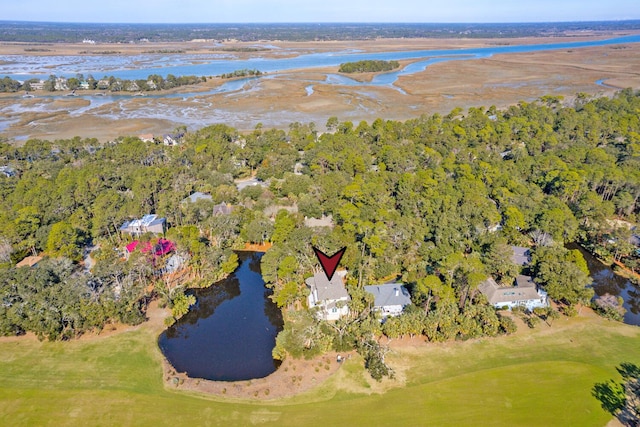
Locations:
212;202;234;215
511;246;531;266
183;192;212;204
478;275;541;305
305;271;349;302
364;283;412;308
515;274;536;288
119;214;166;231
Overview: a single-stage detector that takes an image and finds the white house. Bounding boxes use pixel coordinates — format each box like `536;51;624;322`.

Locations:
479;275;548;311
305;270;350;321
364;282;412;318
119;214;166;236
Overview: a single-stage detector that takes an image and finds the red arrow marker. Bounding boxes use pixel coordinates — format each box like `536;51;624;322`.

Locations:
312;246;346;281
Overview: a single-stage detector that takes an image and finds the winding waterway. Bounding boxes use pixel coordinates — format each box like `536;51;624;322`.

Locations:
158;252;283;381
3;34;640;81
2;34;640;136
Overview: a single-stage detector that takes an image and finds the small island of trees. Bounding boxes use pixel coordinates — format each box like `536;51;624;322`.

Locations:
219;69;263;79
338;60;400;73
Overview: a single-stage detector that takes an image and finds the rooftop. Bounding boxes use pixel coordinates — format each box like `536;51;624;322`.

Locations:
120;214;165;231
478;275;542;305
305;270;348;302
364;283;412;308
182;192;213;204
511;246;531;266
16;256;43;268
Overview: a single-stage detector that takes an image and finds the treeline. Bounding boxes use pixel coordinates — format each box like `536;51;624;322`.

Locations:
4;21;640;43
1;90;640;352
339;60;400;73
219;69;263;79
16;73;206;92
0;76;21;92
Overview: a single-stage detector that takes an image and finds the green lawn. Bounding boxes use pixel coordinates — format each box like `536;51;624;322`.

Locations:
0;315;638;426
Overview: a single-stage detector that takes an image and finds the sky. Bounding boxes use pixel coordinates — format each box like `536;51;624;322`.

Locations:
2;0;640;23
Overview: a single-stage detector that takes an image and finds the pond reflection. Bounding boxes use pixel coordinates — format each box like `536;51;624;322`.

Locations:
568;243;640;325
158;252;283;381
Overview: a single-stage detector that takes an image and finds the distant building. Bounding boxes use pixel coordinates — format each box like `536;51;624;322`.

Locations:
181;192;213;204
511;246;532;266
97;79;110;90
138;134;154;143
212;202;234;216
16;256;43;268
235;177;269;191
304;215;334;228
126;81;139;92
306;270;350;321
29;80;45;91
0;166;16;178
119;214;166;236
54;78;68;91
479;276;548;311
165;253;187;273
365;283;412;318
163;133;184;146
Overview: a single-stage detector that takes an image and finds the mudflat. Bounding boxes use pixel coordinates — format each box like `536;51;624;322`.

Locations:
1;33;640;141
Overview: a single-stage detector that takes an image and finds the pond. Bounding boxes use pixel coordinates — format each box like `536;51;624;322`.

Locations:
567;243;640;326
158;252;284;381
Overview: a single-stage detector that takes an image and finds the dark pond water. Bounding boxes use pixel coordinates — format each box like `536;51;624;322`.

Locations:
158;252;284;381
567;243;640;326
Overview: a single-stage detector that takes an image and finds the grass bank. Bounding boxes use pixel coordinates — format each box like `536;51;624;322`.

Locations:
0;313;637;426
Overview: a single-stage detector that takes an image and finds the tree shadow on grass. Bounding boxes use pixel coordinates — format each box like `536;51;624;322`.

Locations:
592;363;640;427
592;379;625;415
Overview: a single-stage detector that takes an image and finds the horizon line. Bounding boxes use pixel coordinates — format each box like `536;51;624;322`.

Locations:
2;19;640;25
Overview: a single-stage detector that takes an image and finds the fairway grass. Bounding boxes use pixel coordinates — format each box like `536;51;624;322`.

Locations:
0;314;638;426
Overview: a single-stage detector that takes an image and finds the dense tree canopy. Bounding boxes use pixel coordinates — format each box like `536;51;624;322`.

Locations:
1;89;640;345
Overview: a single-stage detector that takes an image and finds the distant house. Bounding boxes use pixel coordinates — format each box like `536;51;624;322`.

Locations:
511;246;532;266
0;166;16;178
163;133;184;146
364;283;412;318
97;79;110;90
119;214;166;236
235;177;269;191
181;192;213;204
138;134;154;143
16;256;43;268
306;270;350;321
54;78;68;91
165;253;187;273
79;81;90;90
304;215;334;228
212;202;234;216
126;81;140;92
29;80;45;91
479;275;548;311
